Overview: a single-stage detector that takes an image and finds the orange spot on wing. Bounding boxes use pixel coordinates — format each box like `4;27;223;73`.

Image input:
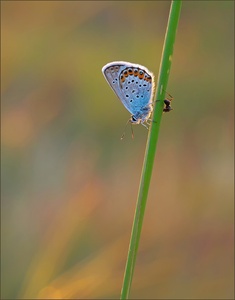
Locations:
146;75;152;83
138;71;144;79
123;70;128;77
120;75;125;83
128;68;134;75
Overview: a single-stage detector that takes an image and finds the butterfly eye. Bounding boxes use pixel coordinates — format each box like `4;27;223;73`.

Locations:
132;116;137;122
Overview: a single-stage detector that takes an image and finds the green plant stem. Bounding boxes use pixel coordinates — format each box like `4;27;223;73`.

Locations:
120;1;182;299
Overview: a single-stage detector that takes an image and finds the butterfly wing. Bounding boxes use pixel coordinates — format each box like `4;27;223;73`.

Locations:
102;61;155;117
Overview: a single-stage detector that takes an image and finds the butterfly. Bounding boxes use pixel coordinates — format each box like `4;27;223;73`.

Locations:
102;61;172;136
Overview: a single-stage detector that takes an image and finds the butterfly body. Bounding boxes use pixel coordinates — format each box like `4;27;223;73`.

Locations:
102;61;155;126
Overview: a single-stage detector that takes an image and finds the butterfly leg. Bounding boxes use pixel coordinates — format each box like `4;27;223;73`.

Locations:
141;122;149;130
147;119;157;124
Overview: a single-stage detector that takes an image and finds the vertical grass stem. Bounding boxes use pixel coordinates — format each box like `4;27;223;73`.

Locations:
120;1;182;299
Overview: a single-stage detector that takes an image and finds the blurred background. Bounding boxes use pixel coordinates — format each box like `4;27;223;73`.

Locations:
1;1;234;299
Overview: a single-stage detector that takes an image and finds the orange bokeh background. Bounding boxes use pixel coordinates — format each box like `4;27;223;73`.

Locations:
1;1;234;299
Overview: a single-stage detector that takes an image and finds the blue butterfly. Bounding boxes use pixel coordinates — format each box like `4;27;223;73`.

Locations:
102;61;172;136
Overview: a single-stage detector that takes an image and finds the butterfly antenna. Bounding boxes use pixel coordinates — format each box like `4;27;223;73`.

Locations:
130;122;134;139
120;119;130;140
120;119;135;140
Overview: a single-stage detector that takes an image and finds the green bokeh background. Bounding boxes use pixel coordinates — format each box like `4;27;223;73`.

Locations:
1;1;234;299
